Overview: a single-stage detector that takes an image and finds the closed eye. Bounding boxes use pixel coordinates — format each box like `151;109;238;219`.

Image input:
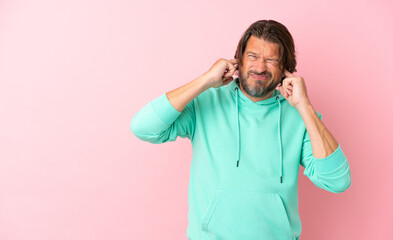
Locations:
266;59;279;65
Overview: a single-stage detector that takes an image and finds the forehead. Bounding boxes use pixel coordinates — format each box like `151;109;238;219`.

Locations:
244;35;280;57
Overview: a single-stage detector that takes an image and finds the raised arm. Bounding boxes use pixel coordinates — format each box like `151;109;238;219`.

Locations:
277;70;338;158
167;58;238;112
131;58;238;143
277;70;351;193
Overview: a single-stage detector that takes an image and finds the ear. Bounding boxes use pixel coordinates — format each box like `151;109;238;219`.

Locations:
236;56;241;70
279;62;284;73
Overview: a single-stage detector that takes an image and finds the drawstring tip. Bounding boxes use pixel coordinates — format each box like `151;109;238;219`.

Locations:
280;176;282;183
236;160;239;167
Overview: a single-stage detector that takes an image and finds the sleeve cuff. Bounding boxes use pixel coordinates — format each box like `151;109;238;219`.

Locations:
150;93;182;126
313;145;347;173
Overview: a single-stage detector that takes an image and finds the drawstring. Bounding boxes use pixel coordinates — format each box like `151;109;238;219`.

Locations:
276;95;283;183
235;87;240;167
234;85;283;184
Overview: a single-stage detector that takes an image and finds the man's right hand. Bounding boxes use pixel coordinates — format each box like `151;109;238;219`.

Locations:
202;58;239;88
166;58;239;112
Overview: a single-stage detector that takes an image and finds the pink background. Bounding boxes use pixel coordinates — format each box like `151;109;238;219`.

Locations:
1;0;392;239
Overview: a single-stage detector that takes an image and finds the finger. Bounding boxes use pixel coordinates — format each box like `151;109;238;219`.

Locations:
277;86;287;98
280;83;292;98
284;69;296;78
223;70;234;79
223;64;236;76
224;62;237;78
283;83;292;96
223;69;235;79
282;78;294;89
222;77;233;85
228;59;238;64
229;59;239;69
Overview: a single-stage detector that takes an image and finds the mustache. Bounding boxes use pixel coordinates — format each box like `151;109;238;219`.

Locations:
247;71;272;78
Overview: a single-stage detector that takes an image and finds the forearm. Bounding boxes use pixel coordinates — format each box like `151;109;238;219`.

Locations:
297;103;339;158
166;74;211;112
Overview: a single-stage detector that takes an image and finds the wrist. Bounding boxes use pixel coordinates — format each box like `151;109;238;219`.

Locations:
198;73;215;90
296;101;314;116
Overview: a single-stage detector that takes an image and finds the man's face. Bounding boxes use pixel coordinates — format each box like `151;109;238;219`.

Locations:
238;35;283;100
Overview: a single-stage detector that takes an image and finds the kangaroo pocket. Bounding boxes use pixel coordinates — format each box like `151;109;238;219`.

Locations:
201;190;293;240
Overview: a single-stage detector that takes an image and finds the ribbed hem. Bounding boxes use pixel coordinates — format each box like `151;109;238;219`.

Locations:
150;93;181;126
313;145;346;173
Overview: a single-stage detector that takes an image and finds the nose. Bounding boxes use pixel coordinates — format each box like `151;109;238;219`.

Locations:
253;58;267;73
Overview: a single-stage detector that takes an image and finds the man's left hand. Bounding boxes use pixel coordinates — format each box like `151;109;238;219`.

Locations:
276;70;311;110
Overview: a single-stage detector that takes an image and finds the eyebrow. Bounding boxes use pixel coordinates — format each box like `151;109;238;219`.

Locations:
245;51;258;55
245;51;279;60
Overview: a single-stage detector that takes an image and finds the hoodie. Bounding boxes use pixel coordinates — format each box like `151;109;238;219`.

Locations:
131;79;351;240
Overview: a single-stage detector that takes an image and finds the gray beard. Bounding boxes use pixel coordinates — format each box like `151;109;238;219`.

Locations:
238;70;279;98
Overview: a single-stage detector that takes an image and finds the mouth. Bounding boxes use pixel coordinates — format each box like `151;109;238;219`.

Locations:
250;73;269;81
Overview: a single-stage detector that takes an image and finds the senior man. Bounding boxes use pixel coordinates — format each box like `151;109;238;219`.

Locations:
131;19;351;240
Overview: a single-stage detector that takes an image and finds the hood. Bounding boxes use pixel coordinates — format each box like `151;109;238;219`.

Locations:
228;78;286;183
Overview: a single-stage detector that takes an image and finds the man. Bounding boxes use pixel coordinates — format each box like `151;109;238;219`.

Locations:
131;20;351;240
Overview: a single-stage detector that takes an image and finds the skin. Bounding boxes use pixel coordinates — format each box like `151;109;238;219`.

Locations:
238;35;283;102
166;35;339;158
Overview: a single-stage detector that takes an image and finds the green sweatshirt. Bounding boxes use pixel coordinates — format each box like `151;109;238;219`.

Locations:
131;79;351;240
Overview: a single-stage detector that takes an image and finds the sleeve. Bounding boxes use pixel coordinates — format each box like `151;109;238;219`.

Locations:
130;93;196;144
300;113;352;193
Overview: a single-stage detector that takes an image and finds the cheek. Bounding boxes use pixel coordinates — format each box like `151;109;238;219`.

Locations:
270;68;281;78
240;64;250;75
245;64;258;74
